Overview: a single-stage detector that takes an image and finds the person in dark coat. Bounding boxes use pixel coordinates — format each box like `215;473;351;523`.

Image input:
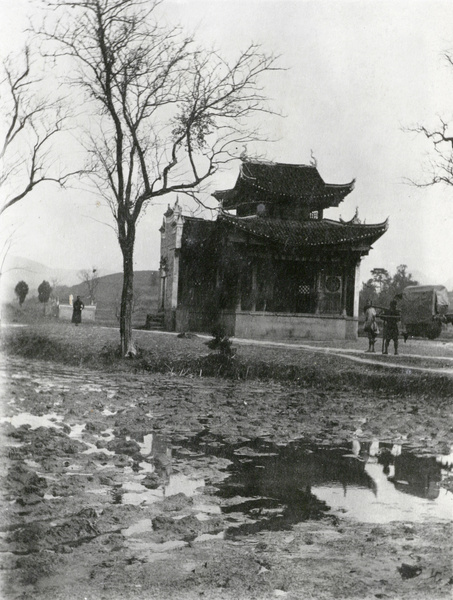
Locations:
72;296;84;326
381;299;400;355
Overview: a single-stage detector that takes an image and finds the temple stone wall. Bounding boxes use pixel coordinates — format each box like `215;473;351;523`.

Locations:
159;204;184;330
175;307;358;340
230;311;358;341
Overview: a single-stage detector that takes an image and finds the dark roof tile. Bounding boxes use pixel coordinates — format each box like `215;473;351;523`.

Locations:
213;160;355;209
218;214;388;249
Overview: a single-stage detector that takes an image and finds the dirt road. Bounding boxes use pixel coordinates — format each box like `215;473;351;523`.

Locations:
1;353;452;600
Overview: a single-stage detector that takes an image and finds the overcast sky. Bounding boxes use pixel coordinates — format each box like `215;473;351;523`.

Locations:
1;0;453;287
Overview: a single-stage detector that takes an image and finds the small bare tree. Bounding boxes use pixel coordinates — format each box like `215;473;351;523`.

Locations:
78;267;100;305
0;44;78;218
43;0;280;356
408;51;453;190
15;281;29;306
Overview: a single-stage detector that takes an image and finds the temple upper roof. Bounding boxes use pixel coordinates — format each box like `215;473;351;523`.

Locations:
213;160;355;213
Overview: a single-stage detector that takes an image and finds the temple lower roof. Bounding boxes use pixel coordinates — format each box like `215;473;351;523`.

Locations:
218;213;388;248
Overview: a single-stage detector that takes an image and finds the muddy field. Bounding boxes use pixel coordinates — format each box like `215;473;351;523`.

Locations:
1;327;452;600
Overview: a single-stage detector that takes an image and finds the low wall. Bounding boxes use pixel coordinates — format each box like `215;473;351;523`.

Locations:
175;307;358;341
232;311;358;341
58;304;96;322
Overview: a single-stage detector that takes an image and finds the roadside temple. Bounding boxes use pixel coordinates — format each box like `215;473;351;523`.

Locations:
159;160;388;340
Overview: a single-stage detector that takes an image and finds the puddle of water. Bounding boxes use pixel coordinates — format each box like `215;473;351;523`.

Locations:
138;433;154;455
194;531;225;543
122;519;153;537
165;474;205;497
193;503;222;516
178;433;453;534
82;443;115;456
437;448;453;467
122;480;163;505
125;538;188;562
67;422;116;455
69;423;86;438
315;461;452;523
120;435;205;505
0;412;63;430
121;472;205;506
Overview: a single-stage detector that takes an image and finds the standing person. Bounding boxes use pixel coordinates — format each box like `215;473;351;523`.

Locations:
381;299;400;355
71;296;84;326
363;300;379;353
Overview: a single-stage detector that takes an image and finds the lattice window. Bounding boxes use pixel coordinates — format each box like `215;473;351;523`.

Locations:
309;211;319;220
298;284;311;295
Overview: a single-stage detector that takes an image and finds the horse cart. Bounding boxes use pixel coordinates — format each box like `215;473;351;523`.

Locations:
399;285;449;340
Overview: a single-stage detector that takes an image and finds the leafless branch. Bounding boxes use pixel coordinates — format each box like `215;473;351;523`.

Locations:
39;0;282;353
405;51;453;190
1;44;84;218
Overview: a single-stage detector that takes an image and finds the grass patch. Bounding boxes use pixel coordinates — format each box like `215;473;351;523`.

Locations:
1;323;452;400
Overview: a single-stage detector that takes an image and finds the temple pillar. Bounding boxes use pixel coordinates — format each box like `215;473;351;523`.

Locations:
315;269;323;314
341;265;347;317
251;262;257;311
159;274;166;310
171;251;179;309
236;276;242;311
353;260;361;318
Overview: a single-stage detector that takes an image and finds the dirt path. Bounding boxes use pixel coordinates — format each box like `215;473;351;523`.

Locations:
135;328;453;376
1;355;452;600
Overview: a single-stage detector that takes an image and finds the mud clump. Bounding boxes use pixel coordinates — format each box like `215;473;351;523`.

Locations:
141;473;161;489
162;493;194;512
24;426;85;457
7;522;48;553
15;553;62;585
107;438;141;459
152;514;201;541
5;464;47;505
151;512;224;543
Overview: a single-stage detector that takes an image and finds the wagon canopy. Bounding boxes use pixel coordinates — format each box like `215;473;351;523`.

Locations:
401;285;449;327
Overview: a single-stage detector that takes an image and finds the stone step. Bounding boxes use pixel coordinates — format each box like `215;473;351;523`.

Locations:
145;313;165;330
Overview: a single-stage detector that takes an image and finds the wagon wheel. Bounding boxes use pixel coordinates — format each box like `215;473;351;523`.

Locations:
426;321;442;339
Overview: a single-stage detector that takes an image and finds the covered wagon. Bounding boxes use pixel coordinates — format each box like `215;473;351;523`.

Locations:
400;285;449;339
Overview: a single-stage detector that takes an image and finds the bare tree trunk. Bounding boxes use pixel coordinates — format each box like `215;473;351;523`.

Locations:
119;234;136;356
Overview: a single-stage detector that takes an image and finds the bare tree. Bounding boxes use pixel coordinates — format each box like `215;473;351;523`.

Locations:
0;44;78;218
42;0;280;355
407;51;453;189
78;267;100;304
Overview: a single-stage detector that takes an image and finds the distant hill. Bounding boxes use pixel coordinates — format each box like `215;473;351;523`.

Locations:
0;256;82;302
56;271;160;326
445;278;453;292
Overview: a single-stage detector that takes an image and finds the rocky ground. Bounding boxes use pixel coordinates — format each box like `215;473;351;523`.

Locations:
0;328;452;600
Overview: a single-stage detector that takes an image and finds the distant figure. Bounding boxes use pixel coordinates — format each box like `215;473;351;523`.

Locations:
381;299;400;355
72;296;84;326
363;300;379;353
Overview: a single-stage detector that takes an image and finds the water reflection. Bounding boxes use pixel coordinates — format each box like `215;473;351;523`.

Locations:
123;433;204;505
378;450;442;500
178;433;453;532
